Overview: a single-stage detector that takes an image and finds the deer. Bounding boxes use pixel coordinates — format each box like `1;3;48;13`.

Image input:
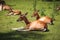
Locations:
0;4;12;11
7;9;22;16
17;12;30;25
0;0;12;11
15;12;48;32
0;0;6;11
32;10;54;25
2;4;13;11
1;4;22;16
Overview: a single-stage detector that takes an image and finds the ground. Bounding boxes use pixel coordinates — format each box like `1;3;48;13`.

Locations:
0;0;60;40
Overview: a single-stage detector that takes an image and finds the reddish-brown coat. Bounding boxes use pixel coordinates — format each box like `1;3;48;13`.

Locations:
32;10;53;25
7;10;22;16
17;13;48;31
3;5;12;11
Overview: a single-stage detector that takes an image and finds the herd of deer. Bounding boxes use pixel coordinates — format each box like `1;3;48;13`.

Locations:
1;0;60;32
16;10;54;32
0;0;21;16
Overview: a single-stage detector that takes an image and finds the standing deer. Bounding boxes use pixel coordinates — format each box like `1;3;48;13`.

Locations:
32;10;54;25
16;12;48;32
0;0;12;11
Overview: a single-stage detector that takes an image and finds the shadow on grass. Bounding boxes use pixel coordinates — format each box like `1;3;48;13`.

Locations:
0;31;46;40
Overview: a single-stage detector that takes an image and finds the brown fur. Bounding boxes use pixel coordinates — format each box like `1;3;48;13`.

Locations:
32;10;40;20
3;5;12;11
17;13;30;25
7;10;22;16
32;10;53;25
17;13;48;31
12;10;21;15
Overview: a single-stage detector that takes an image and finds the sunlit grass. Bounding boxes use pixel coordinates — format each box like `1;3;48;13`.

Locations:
0;0;60;40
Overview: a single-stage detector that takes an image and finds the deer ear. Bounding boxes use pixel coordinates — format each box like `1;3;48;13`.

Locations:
25;12;28;15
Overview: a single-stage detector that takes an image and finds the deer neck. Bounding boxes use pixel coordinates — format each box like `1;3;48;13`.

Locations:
23;16;30;25
36;14;40;20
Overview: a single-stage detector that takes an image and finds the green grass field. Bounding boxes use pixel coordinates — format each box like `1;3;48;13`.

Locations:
0;0;60;40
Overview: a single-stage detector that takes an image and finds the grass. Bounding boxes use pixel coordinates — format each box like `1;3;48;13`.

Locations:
0;0;60;40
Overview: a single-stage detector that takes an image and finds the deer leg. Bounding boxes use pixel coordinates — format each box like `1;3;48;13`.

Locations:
18;27;32;31
42;27;49;32
12;27;30;31
42;28;47;32
12;27;25;31
13;13;17;15
19;29;30;31
7;12;13;16
51;20;54;25
49;20;54;25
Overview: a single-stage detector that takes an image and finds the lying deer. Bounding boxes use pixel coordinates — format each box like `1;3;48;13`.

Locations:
7;9;22;16
32;10;54;25
0;0;12;11
2;4;22;16
0;4;20;16
0;0;6;11
16;12;48;32
17;12;30;25
2;5;12;11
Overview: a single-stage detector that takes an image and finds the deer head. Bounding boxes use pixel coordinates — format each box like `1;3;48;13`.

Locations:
32;10;39;17
17;12;30;25
17;12;28;21
31;10;40;20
